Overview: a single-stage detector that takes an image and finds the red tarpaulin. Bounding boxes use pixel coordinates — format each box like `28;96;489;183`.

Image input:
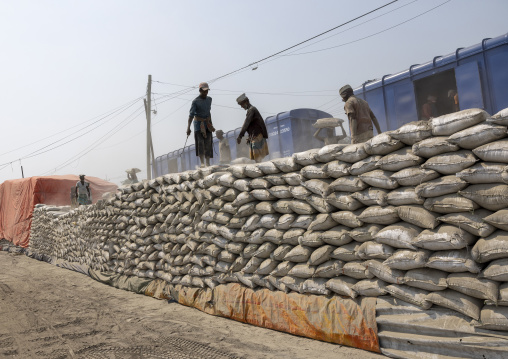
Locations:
0;175;117;247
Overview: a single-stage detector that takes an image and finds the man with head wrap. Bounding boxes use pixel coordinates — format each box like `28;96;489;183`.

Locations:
236;93;269;163
75;174;91;205
340;84;381;144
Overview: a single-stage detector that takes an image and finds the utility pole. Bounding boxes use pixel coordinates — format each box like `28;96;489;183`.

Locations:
146;74;153;180
144;98;156;178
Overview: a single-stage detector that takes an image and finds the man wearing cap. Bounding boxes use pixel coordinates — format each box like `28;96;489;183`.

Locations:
421;95;438;121
340;84;381;144
216;130;231;164
75;174;91;206
187;82;215;167
236;94;269;163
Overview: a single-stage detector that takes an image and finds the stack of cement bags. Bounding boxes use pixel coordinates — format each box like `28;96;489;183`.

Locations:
28;107;508;331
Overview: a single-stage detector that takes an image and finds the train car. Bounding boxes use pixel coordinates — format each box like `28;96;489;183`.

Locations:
355;32;508;131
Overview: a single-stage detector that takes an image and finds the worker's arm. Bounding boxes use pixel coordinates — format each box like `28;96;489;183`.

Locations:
335;123;347;140
313;128;325;142
237;109;254;144
348;113;357;138
187;100;196;136
370;110;382;134
186;116;193;136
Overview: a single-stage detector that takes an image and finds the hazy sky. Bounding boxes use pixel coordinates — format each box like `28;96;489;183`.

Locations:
1;0;507;185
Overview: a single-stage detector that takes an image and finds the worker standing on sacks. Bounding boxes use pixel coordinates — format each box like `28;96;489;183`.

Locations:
340;84;381;144
236;93;269;163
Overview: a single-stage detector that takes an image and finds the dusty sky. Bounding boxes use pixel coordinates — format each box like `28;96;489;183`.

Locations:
1;0;507;185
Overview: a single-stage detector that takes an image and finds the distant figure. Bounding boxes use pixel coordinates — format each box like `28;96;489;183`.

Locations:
421;95;438;121
340;84;381;144
313;123;347;145
75;174;91;205
126;168;139;183
448;90;459;112
236;93;269;163
187;82;215;168
216;130;231;164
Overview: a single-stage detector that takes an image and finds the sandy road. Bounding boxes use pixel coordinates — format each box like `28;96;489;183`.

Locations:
0;251;384;359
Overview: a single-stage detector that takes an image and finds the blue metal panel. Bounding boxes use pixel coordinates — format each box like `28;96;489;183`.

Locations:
177;151;183;172
456;61;484;110
278;118;294;158
266;119;281;159
365;88;388;132
486;45;508;113
393;80;418;128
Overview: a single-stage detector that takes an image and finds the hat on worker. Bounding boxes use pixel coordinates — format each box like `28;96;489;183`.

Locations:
236;93;248;104
199;82;210;91
339;84;353;95
79;174;85;178
216;129;224;135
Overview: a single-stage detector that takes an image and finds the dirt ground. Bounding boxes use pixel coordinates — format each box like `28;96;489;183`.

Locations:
0;251;384;359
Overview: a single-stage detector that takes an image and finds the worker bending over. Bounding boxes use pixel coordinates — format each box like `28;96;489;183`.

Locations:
236;93;269;163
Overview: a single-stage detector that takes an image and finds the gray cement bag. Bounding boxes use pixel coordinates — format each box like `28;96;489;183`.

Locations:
349;224;383;243
283;244;313;262
459;183;508;211
290;185;312;200
426;249;481;273
374;222;421;250
319;226;353;246
316;144;347;163
404;268;448;291
306;194;335;213
421;150;478;175
348;155;382;176
357;241;395;260
426;289;483;320
289;200;317;215
272;157;303;173
245;164;264;178
390;121;433;145
390;167;440;187
232;179;251;192
351;188;388;207
269;186;292;200
472;139;508;163
412;224;478;251
325;276;359;298
412;136;460;158
447;123;507;149
364;132;404;155
288;263;316;278
336;143;368;163
352;278;388;297
251;189;276;201
423;194;479;214
301;164;328;179
471;231;508;263
447;272;499;302
326;192;364;211
271;261;295;277
275;214;296;230
313;117;344;129
415;175;468;198
314;259;344;278
299;231;325;247
302;278;330;296
386;187;424;206
385;284;432;309
303;179;332;197
282;172;303;186
481;258;508;282
308;214;337;231
290;215;315;229
293;148;320;166
456;162;507;184
357;206;399;225
480;306;508;331
342;261;370;279
265;174;286;186
383;249;429;270
325;160;350;178
431;108;489;136
359;170;399;190
272;199;294;214
331;242;361;262
282;228;305;245
280;276;305;293
485;210;508;231
437;209;495;237
328;176;368;193
487;107;508;125
377;148;424;172
331;210;364;228
365;259;405;284
397;205;439;229
257;160;281;175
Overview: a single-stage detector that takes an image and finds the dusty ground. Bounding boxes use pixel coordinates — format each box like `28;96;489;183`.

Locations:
0;251;384;359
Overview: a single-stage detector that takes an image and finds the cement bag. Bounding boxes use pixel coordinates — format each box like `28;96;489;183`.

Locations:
271;261;295;277
431;108;489;136
391;167;440;187
242;214;261;232
290;185;311;200
348;155;382;176
385;284;432;309
448;123;507;150
365;259;405;284
487;107;508;125
412;136;460;158
447;272;499;302
486;283;508;306
269;186;292;199
235;273;257;289
415;175;468;198
232;191;256;207
390;120;433;145
358;206;399;225
283;245;313;263
282;172;303;186
251;189;277;202
456;162;507;184
272;157;302;173
325;277;358;298
308;245;335;266
386;187;424;206
480;306;508;331
251;178;273;189
384;249;429;270
314;260;344;278
336;143;368;163
472;231;508;263
300;164;328;179
331;242;361;262
326;192;364;211
282;228;305;245
303;179;332;197
426;289;483;320
374;222;421;250
222;188;241;202
253;242;278;259
255;202;277;215
459;183;508;211
290;215;315;229
217;173;236;187
227;242;247;255
302;278;330;296
325;160;350;178
203;172;227;187
412;224;477;251
275;213;297;230
437;209;495;237
485;210;508;231
331;210;363;228
481;258;508;282
280;276;305;293
299;231;325;247
351;188;388;207
397;205;439;229
359;170;399;190
232;179;251;192
342;261;370;279
272;199;293;214
357;241;395;260
209;185;227;197
352;279;388;297
288;264;316;278
320;226;353;246
472;139;508;163
377;148;424;172
242;256;263;274
257;160;281;175
349;224;384;243
315;144;347;163
422;150;478;175
293;148;320;166
364;132;404;155
328;176;368;193
256;258;280;275
426;249;481;273
245;228;267;244
404;268;448;291
313;117;344;128
237;202;257;217
271;244;294;261
289;199;318;215
424;194;479;214
306;194;335;213
308;214;337;231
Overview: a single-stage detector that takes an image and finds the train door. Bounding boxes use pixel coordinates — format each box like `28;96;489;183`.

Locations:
414;69;458;120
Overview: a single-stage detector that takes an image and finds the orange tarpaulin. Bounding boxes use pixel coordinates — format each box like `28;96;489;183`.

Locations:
145;280;380;353
0;175;117;247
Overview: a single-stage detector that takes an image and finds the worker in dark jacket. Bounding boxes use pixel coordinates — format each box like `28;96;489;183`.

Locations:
236;93;269;163
340;84;381;144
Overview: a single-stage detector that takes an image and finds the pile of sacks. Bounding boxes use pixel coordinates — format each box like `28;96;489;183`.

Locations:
29;107;508;331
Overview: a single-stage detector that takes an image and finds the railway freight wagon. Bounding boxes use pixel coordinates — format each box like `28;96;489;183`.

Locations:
356;32;508;132
154;108;333;175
